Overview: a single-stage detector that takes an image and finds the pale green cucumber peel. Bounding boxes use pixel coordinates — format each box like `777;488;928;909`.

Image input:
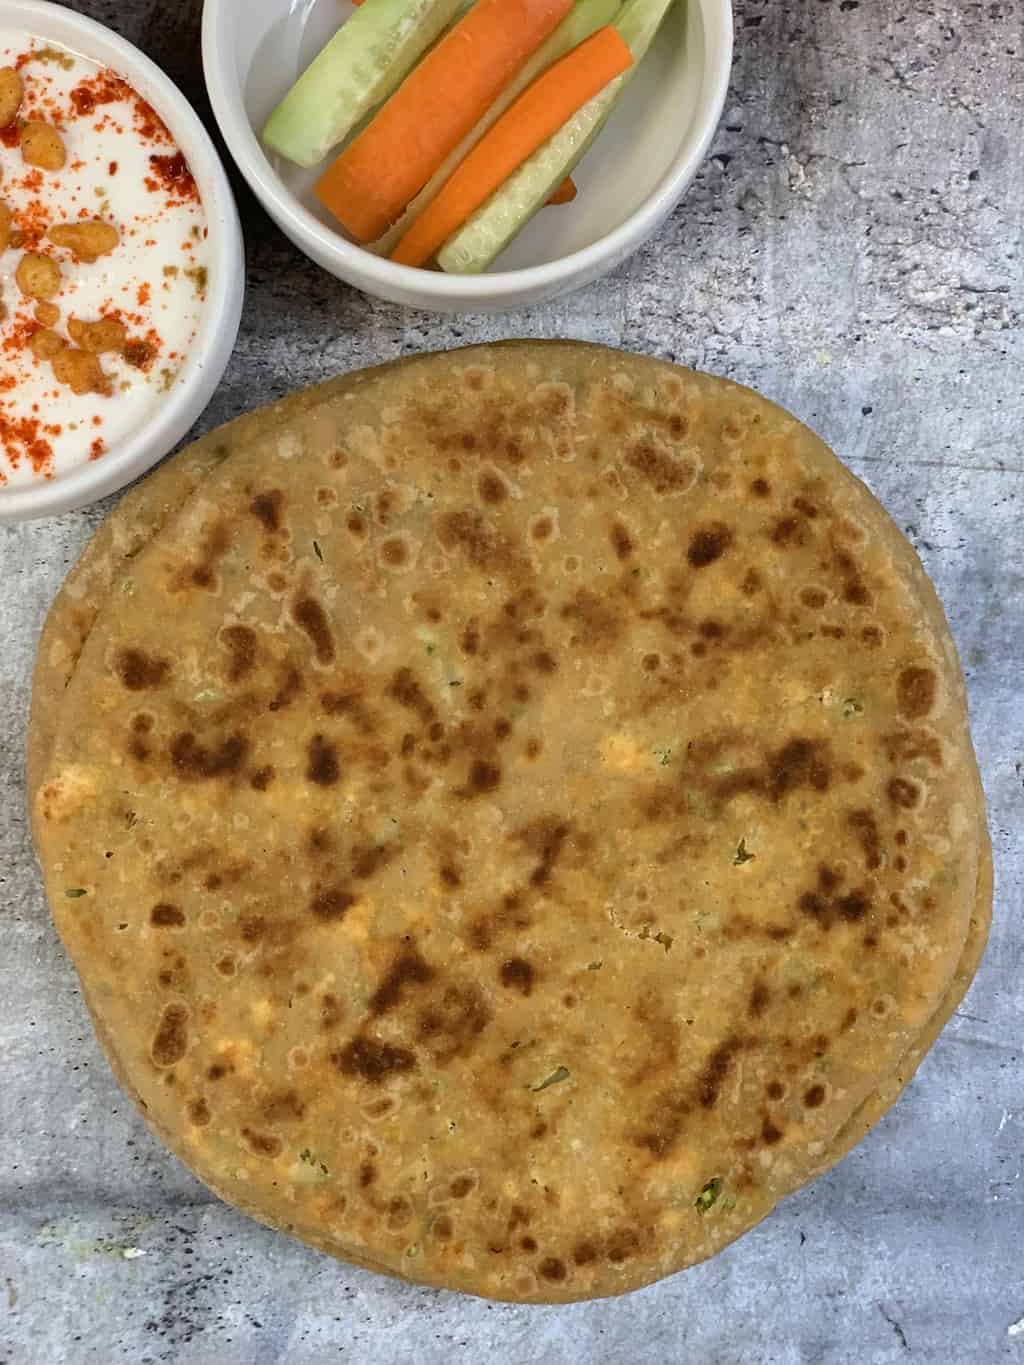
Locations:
370;0;625;257
437;0;677;274
264;0;462;170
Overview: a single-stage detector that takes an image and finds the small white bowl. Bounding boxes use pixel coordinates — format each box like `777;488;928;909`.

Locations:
0;0;244;524
203;0;733;314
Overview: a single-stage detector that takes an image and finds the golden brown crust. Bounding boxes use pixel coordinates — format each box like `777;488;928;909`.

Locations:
33;343;988;1301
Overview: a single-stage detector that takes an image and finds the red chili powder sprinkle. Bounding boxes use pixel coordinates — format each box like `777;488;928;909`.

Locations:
137;283;151;307
70;69;131;119
2;315;40;357
109;160;118;175
0;123;19;149
69;68;173;146
147;152;199;205
90;438;106;460
0;410;55;475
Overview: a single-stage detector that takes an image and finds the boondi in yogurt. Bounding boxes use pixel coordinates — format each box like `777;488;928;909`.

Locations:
0;32;209;487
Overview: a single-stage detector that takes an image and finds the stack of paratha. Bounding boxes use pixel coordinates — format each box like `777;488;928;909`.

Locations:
29;344;990;1302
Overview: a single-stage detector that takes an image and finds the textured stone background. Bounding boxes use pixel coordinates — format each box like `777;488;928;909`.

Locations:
1;1;1022;1362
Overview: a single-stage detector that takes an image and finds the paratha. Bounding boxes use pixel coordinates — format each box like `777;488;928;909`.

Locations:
27;364;990;1251
32;343;989;1301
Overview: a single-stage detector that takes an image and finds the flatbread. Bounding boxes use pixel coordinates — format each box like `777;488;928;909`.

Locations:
32;343;988;1301
27;367;990;1254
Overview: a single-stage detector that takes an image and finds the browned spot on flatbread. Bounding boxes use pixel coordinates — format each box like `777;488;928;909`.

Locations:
320;993;343;1031
242;1128;282;1159
610;521;634;560
517;816;571;887
332;1037;416;1083
250;765;274;791
748;980;770;1018
351;843;394;880
417;982;491;1065
320;688;375;733
697;1034;743;1108
761;1116;785;1146
888;777;921;809
310;887;356;922
883;728;942;767
170;733;249;781
292;596;335;664
370;947;435;1016
380;536;410;567
478;470;509;505
625;438;695;494
560;588;621;651
220;625;258;684
151;1003;189;1067
306;734;340;787
798;864;872;929
179;521;230;591
388;668;436;725
270;665;303;713
898;666;937;719
439;860;462;889
187;1098;210;1126
438;508;527;581
115;649;169;691
250;490;283;533
833;545;872;606
261;1089;306;1123
150;903;185;927
456;759;502;799
847;808;882;870
711;736;833;806
688;523;733;568
500;958;535;995
539;1257;567;1283
771;517;801;548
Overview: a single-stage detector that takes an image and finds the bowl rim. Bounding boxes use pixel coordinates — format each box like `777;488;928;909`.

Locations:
202;0;734;304
0;0;244;522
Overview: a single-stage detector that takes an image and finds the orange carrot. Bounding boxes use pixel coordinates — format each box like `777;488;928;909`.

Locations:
390;26;630;268
316;0;575;242
547;176;577;206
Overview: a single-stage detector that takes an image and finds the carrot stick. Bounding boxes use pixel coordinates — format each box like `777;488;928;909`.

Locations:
316;0;575;242
547;176;577;205
390;26;630;268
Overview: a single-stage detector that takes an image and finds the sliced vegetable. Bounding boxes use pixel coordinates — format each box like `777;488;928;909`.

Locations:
316;0;576;242
390;27;630;267
547;176;578;205
370;0;622;254
264;0;462;170
437;0;676;274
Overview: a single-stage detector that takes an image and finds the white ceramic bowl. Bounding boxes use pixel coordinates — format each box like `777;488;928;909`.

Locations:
203;0;732;314
0;0;244;524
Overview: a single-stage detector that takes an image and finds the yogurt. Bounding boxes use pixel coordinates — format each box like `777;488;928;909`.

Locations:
0;31;210;488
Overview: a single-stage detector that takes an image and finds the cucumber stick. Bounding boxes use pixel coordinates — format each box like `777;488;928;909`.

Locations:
437;0;676;274
371;0;624;256
264;0;462;170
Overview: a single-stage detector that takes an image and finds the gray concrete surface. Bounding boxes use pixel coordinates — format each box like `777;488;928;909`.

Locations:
1;1;1022;1361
